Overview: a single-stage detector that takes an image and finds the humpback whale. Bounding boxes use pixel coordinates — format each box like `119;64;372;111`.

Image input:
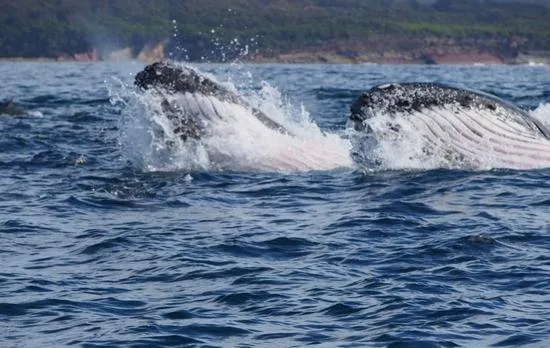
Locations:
134;61;292;141
348;83;550;169
132;61;353;172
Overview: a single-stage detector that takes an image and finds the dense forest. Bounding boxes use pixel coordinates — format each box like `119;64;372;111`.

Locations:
2;0;550;62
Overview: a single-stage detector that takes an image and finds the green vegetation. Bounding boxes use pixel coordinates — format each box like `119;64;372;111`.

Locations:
1;0;550;60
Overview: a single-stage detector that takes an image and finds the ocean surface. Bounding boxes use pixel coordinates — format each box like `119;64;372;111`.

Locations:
1;61;550;347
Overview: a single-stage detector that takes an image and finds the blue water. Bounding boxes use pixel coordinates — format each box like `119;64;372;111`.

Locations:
1;62;550;347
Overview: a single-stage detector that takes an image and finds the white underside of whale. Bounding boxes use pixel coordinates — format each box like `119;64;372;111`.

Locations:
181;92;353;172
130;89;353;173
360;103;550;170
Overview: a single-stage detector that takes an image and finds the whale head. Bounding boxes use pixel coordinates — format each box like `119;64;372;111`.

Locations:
349;82;550;139
134;61;292;142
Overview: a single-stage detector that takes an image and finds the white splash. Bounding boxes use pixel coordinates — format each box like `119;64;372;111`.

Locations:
530;103;550;127
115;66;353;173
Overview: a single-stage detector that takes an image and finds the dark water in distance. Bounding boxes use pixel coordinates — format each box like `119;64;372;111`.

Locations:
1;62;550;347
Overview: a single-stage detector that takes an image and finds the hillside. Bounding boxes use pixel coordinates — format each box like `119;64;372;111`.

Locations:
2;0;550;63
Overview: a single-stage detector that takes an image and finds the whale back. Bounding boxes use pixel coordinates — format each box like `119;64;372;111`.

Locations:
0;99;26;116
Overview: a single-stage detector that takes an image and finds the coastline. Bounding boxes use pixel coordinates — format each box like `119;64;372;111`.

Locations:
1;37;549;66
1;51;549;66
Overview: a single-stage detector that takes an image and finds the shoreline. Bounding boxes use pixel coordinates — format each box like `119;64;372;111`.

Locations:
1;40;549;66
0;53;548;66
0;60;547;67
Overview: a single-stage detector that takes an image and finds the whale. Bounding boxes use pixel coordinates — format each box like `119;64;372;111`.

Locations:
348;82;550;169
134;61;292;142
132;61;354;172
0;100;26;116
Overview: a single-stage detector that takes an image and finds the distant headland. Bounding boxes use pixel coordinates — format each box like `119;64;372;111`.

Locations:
2;0;550;65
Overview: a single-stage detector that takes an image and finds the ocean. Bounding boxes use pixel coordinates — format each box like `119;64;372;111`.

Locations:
1;61;549;347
